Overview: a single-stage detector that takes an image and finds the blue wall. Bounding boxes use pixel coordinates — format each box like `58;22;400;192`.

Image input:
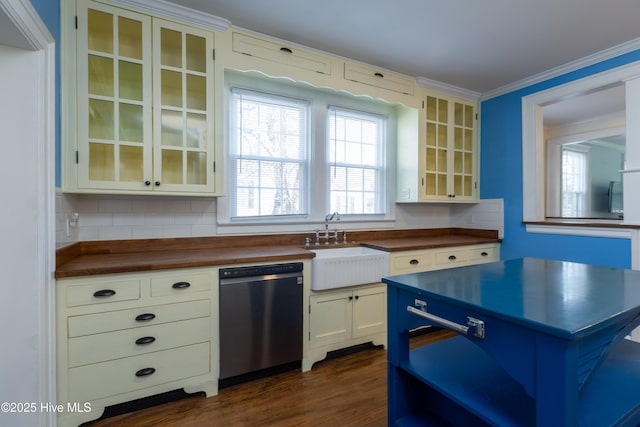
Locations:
480;52;640;268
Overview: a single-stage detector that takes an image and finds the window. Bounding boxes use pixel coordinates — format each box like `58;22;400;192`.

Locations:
328;108;386;214
229;89;309;219
561;148;588;217
221;71;395;228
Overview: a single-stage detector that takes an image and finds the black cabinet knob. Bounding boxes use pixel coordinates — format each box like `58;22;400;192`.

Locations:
155;181;161;186
172;281;191;289
144;180;151;186
448;255;457;261
135;367;156;377
135;313;156;322
135;336;156;345
93;289;116;297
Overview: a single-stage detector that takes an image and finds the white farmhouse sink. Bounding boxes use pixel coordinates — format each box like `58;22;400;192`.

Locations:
310;246;390;290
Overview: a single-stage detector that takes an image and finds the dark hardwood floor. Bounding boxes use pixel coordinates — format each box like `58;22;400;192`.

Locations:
86;330;454;427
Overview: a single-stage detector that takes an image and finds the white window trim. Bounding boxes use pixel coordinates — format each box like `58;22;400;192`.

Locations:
217;71;397;234
521;61;640;238
228;88;311;220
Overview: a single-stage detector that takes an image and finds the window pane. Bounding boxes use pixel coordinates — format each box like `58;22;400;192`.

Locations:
328;108;386;215
231;89;308;218
561;149;587;217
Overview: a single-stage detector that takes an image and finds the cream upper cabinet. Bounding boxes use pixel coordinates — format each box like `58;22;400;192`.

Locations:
231;31;333;76
343;61;415;97
218;29;420;108
398;89;479;203
64;0;217;195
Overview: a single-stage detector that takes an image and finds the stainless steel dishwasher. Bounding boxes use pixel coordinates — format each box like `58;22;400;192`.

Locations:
219;262;303;379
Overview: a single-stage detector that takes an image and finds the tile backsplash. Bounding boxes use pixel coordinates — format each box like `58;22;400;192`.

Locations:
55;189;503;248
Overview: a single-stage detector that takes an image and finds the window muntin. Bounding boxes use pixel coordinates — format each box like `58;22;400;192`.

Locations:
229;89;309;219
328;108;386;215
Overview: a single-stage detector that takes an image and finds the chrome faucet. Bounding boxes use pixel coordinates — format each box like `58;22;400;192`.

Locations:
315;212;341;245
325;211;340;222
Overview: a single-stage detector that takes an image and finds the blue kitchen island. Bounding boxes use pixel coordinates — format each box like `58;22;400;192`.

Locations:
383;258;640;426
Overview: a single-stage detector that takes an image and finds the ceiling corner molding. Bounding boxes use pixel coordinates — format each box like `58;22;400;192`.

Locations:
110;0;231;31
416;76;481;100
0;0;53;50
481;37;640;101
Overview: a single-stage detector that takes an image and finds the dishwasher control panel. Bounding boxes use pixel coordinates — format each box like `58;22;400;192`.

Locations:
219;262;304;280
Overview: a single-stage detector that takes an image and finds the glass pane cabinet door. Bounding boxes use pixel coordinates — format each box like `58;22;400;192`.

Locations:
420;93;476;202
77;0;152;190
153;19;214;192
452;102;475;198
423;96;449;198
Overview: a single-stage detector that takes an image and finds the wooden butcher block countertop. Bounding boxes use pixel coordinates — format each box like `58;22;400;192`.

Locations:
55;228;500;279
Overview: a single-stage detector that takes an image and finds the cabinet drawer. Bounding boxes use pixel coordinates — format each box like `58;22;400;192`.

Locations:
65;279;141;307
232;32;332;75
150;272;210;297
344;62;414;95
434;249;469;266
68;316;211;367
392;252;435;274
469;245;499;262
68;342;210;402
68;299;210;338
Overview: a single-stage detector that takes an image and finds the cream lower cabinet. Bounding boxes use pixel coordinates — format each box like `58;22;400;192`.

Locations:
56;267;218;427
390;243;500;275
303;283;386;371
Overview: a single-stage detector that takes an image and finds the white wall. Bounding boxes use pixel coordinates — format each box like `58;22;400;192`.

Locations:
0;43;54;427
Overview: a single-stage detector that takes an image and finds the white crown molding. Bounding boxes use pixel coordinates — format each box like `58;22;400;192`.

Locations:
417;76;481;100
109;0;230;31
482;37;640;101
0;0;53;50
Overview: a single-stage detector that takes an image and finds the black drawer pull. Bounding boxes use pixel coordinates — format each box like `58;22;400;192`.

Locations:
481;252;488;256
409;259;419;265
135;336;156;345
93;289;116;297
172;281;191;289
448;255;457;261
280;47;293;53
374;72;384;78
135;313;156;322
135;367;156;377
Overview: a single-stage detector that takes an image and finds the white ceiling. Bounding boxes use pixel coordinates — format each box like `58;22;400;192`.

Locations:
165;0;640;95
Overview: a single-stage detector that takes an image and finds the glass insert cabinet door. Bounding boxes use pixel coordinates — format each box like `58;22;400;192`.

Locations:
422;94;476;201
153;19;214;192
76;0;153;190
75;0;214;193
